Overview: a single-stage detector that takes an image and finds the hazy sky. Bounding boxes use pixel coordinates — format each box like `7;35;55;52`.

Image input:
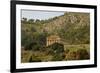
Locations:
21;10;65;20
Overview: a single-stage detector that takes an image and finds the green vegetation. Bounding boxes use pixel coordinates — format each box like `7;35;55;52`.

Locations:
21;12;90;63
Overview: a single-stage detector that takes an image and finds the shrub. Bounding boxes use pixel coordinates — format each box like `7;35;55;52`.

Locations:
29;55;41;62
66;51;77;60
76;49;90;60
65;49;70;54
51;54;64;61
66;49;90;60
32;43;41;51
48;43;64;54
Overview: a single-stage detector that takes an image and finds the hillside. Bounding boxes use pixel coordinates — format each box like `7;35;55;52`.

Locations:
21;12;90;46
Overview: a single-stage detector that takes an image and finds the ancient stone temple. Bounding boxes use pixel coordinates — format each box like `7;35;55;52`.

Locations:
46;35;61;46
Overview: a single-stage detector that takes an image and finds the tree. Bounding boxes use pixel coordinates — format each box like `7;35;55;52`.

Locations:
28;19;34;24
35;19;40;22
21;17;27;23
52;43;64;54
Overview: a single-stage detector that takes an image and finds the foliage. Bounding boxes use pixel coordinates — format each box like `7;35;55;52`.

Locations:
29;55;41;62
51;54;64;61
76;49;90;60
49;43;64;54
65;49;90;60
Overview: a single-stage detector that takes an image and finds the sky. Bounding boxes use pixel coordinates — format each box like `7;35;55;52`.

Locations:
21;10;65;20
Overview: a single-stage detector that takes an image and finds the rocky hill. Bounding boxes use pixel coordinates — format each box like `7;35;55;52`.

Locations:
21;12;90;48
